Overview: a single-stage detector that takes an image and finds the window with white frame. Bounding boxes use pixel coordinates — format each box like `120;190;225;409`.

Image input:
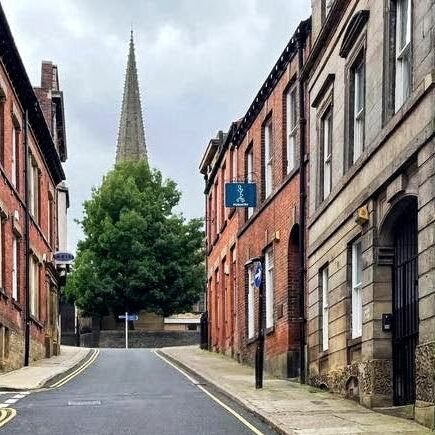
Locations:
320;107;332;201
286;87;297;174
320;266;329;351
11;126;17;187
47;195;53;246
29;256;39;317
247;267;255;339
214;182;219;235
351;239;363;338
231;147;237;182
351;56;365;164
216;268;221;335
395;0;411;112
247;148;254;218
0;94;5;167
12;236;18;300
0;219;3;290
322;0;334;23
265;248;274;329
221;165;226;224
29;156;39;222
264;121;273;198
207;194;213;245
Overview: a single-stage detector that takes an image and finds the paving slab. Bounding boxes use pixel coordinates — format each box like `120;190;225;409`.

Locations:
160;346;430;435
0;346;92;391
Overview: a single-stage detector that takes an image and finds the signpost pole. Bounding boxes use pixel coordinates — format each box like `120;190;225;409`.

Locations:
254;259;264;389
125;311;128;349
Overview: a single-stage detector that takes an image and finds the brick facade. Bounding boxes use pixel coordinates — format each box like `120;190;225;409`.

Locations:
200;20;311;378
0;6;67;372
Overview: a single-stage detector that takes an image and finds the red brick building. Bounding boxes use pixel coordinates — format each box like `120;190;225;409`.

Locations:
200;125;240;356
201;19;311;378
0;6;67;372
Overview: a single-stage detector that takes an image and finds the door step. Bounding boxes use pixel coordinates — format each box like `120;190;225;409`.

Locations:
374;404;415;420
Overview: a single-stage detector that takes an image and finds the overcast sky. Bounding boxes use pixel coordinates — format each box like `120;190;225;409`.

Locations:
2;0;310;253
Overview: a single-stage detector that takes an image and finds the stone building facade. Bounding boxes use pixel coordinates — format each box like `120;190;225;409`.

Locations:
201;0;434;429
304;0;434;428
0;5;67;372
201;19;311;378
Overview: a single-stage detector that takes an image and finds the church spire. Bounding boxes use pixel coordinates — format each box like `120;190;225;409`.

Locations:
116;31;148;164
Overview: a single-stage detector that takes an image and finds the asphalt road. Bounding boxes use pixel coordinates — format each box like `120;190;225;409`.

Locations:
1;349;277;435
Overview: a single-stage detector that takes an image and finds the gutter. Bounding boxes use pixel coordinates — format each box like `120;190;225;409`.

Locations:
24;109;30;366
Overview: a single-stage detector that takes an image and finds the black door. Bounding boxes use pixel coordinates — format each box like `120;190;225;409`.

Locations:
393;204;418;405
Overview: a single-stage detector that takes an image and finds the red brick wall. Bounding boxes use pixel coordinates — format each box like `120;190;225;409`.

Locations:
0;63;59;368
233;53;303;376
206;144;240;355
203;24;311;376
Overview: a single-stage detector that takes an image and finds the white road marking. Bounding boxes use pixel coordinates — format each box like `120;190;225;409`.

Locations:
4;399;17;404
67;400;101;406
154;351;264;435
0;390;32;411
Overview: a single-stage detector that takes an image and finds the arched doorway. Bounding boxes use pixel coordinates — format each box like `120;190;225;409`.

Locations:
287;224;302;378
380;196;418;405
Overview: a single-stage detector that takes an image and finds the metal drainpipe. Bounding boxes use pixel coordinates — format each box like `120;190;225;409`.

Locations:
296;27;307;384
204;179;210;350
24;109;30;366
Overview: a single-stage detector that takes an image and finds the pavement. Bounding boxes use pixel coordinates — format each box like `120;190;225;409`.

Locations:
159;346;430;435
0;346;92;391
0;348;277;434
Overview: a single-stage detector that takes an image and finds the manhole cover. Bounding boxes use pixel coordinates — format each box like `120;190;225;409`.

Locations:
68;400;101;406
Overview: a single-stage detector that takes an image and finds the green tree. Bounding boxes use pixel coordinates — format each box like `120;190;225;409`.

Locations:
65;160;205;317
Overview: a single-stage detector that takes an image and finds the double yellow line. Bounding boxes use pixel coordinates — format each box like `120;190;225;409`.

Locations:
49;349;100;389
0;408;17;428
0;349;99;429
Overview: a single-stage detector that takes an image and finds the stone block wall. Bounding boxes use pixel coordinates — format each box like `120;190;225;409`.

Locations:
94;331;200;348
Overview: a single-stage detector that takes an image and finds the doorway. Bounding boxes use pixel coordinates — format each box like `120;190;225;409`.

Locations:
392;200;418;405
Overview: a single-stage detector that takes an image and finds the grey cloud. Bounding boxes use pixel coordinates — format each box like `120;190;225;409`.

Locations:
2;0;309;252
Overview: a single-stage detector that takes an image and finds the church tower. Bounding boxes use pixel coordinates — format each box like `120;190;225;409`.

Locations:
116;31;148;163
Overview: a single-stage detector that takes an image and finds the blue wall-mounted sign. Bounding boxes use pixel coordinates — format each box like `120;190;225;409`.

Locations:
53;251;74;263
254;262;262;288
225;183;256;207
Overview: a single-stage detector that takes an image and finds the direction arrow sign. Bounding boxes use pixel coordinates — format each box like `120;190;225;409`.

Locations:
118;314;139;321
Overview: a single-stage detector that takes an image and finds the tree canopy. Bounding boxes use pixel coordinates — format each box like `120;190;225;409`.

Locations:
65;160;205;317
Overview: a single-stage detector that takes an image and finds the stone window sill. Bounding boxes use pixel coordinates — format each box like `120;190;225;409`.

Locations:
318;349;329;359
30;315;44;330
247;335;258;345
0;287;9;301
266;326;275;336
347;336;362;348
12;299;23;312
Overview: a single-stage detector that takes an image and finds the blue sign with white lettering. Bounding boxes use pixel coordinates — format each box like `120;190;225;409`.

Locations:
225;183;257;207
118;314;139;321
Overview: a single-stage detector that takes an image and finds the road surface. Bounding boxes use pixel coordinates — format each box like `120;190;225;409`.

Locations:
0;348;276;435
